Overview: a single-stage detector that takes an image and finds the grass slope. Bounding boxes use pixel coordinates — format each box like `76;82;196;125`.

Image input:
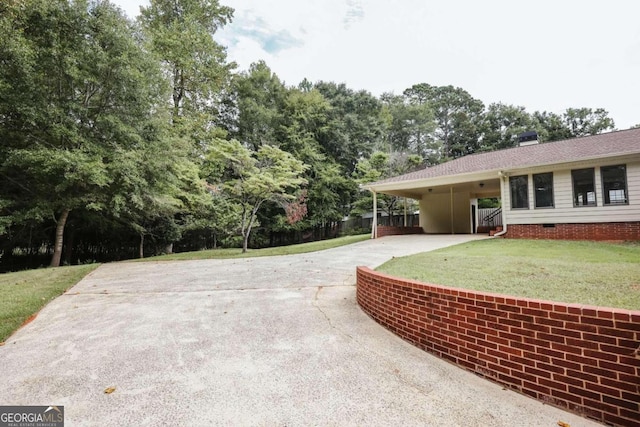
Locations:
0;264;99;342
376;239;640;310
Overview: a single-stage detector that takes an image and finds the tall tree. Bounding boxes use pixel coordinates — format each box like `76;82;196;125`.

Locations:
380;92;437;163
0;0;168;266
139;0;233;125
314;81;385;173
404;84;484;159
562;107;615;138
226;61;287;150
480;103;536;150
207;140;307;252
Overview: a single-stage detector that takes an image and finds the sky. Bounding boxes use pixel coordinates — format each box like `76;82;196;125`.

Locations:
113;0;640;130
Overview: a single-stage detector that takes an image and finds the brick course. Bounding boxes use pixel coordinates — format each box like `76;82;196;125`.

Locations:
506;222;640;241
356;267;640;427
376;226;424;238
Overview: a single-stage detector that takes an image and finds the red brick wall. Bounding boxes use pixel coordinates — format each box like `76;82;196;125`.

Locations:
506;222;640;241
356;267;640;426
376;226;424;238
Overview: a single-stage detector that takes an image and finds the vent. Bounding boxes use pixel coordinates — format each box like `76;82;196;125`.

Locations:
518;131;539;146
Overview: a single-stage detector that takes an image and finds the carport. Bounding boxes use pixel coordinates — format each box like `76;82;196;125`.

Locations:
364;172;502;237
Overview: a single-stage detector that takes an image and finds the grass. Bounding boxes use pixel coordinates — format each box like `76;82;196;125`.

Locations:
376;239;640;310
134;233;371;262
0;264;99;342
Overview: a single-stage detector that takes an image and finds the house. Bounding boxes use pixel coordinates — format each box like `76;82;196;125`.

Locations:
363;127;640;240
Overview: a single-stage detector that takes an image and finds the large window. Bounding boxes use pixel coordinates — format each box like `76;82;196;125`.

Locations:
572;168;596;207
601;165;628;205
534;172;554;208
509;175;528;209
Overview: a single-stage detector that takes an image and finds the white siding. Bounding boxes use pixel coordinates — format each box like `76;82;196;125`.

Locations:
504;160;640;225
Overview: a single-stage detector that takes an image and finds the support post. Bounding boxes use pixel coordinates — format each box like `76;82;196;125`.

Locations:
450;187;454;234
403;197;407;227
371;191;378;239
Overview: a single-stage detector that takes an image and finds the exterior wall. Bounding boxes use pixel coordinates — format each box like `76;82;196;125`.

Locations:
356;267;640;427
420;192;472;234
504;159;640;226
376;226;424;238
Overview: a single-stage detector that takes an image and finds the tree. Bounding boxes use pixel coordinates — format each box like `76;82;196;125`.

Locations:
480;103;536;150
207;140;308;252
314;81;385;173
139;0;233;125
562;107;615;138
139;0;235;252
225;61;287;150
0;0;169;266
404;84;484;159
380;92;437;162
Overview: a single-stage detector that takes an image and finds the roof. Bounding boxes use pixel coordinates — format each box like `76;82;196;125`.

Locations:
367;127;640;189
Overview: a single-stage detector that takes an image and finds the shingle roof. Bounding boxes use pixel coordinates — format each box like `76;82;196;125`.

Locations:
370;127;640;186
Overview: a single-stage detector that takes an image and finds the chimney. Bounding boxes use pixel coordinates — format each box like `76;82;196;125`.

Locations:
517;131;539;147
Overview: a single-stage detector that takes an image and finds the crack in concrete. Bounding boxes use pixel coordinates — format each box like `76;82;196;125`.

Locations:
312;286;353;340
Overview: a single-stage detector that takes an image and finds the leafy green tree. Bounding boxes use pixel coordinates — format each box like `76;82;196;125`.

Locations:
207;140;308;252
562;107;615;137
227;61;287;150
139;0;233;124
139;0;234;252
480;103;536;150
313;81;385;173
0;0;169;266
532;111;571;142
380;92;437;162
404;84;484;159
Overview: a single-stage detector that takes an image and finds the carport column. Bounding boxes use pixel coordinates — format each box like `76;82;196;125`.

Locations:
450;186;454;234
403;198;407;227
371;191;378;239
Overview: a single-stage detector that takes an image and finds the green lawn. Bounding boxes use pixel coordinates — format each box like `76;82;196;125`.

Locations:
134;234;370;262
0;264;99;342
376;239;640;310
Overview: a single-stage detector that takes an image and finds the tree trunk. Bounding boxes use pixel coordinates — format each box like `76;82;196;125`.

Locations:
50;208;70;268
139;233;144;259
164;242;173;254
242;231;249;253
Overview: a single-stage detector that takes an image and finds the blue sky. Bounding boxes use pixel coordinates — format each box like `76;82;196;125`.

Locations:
114;0;640;129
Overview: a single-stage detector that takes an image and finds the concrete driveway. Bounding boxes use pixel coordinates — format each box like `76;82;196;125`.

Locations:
0;235;598;426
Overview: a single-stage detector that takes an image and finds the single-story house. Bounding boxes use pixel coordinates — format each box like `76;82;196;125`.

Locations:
363;127;640;240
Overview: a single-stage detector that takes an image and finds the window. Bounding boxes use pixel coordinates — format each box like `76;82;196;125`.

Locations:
572;168;596;207
509;175;528;209
601;165;628;205
534;172;554;208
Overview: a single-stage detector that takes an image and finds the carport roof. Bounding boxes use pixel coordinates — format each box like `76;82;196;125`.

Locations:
365;127;640;190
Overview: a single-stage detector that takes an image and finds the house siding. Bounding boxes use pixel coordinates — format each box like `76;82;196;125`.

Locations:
504;160;640;226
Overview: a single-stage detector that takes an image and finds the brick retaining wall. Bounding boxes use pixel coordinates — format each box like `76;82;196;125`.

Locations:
506;222;640;241
356;267;640;426
376;226;424;238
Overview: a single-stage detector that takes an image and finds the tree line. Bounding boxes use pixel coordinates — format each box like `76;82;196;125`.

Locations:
0;0;619;271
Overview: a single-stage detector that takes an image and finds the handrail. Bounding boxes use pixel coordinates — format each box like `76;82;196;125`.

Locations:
483;207;502;224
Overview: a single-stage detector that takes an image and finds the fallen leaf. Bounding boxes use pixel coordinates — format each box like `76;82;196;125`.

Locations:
104;387;116;394
0;342;5;346
557;422;570;427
